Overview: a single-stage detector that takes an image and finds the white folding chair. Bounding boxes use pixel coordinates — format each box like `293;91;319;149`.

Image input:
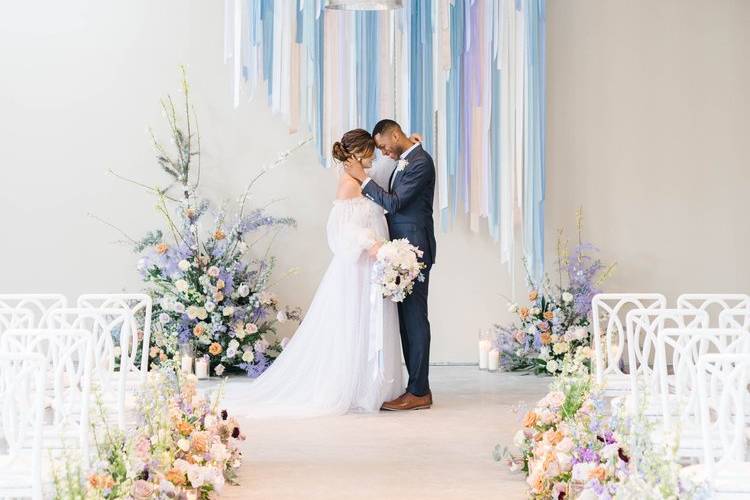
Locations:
0;353;46;500
656;328;750;461
677;294;750;328
591;293;667;395
625;308;708;414
76;294;152;378
720;308;750;332
46;308;133;430
680;354;750;498
1;329;93;467
0;294;67;328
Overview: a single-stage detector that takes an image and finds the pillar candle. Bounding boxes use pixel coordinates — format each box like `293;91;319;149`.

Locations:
180;355;193;374
478;340;491;369
488;349;500;371
195;358;209;379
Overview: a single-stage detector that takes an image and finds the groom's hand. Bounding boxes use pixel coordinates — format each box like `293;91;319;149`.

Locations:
344;157;367;184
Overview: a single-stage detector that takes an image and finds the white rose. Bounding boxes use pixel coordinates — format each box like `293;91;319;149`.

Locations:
236;329;247;340
175;279;189;293
178;259;191;271
531;307;541;315
552;342;569;354
546;359;559;373
173;302;186;314
214;364;225;376
507;303;518;313
222;306;235;317
207;266;220;277
276;310;288;323
187;306;199;319
226;348;237;359
196;307;208;320
177;438;190;452
238;284;250;297
245;323;258;334
205;301;216;313
228;339;240;351
562;291;574;303
242;350;254;363
159;313;170;324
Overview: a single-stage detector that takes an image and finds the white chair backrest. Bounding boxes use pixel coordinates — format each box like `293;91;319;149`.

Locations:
719;308;750;332
0;307;34;335
46;308;132;386
696;354;750;478
676;294;750;328
657;328;749;431
77;294;152;374
0;293;67;328
625;308;708;407
0;352;45;499
591;293;667;384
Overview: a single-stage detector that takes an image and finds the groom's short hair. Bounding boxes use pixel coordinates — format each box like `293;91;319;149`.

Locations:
372;119;402;137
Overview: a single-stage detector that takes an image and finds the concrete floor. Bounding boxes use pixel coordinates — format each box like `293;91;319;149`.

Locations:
212;366;550;500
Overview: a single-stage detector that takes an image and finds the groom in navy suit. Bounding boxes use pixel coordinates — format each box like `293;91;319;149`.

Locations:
345;119;436;411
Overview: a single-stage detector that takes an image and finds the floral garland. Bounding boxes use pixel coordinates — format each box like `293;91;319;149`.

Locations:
53;366;245;499
494;210;614;376
107;68;306;376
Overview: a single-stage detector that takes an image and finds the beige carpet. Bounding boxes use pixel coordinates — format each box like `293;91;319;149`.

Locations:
211;366;550;500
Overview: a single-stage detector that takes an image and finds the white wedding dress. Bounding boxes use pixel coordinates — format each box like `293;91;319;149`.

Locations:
242;195;404;418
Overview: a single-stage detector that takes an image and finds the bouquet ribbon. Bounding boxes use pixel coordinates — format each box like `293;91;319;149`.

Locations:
368;267;385;384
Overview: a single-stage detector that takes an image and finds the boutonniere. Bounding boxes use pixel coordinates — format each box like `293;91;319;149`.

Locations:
396;159;409;174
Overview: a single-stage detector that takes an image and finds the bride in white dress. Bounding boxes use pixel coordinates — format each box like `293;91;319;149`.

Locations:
243;129;404;418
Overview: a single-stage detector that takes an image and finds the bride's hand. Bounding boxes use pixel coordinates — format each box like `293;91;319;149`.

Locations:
368;241;384;258
408;133;423;143
344;156;367;183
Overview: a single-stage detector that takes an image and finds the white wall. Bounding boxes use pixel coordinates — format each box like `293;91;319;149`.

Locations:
1;1;748;364
546;0;750;298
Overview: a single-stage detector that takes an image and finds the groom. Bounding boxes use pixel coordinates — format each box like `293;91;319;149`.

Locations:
345;119;437;411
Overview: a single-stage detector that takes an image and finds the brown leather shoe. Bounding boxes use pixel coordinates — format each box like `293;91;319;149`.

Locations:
380;392;408;411
381;392;432;411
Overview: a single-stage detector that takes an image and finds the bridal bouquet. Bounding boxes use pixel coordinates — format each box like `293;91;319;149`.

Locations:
372;238;426;303
106;68;304;377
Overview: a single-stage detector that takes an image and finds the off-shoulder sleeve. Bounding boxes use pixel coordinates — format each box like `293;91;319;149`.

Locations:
326;200;378;261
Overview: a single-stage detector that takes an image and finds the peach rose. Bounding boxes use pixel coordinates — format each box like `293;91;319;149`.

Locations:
519;307;530;320
529;290;539;301
155;243;169;255
165;468;186;486
193;323;206;337
213;229;226;240
522;411;538;428
209;342;223;356
88;474;115;490
543;310;554;321
191;432;209;454
540;332;552;345
590;466;606;482
177;420;193;437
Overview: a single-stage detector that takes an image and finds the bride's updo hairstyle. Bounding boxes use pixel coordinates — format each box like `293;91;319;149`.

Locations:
331;128;375;163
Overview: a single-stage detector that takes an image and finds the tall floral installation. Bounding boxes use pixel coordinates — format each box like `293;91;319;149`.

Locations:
110;69;304;377
53;365;245;499
493;210;615;376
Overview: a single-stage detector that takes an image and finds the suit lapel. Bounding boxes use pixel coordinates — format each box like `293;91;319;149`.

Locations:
390;145;422;192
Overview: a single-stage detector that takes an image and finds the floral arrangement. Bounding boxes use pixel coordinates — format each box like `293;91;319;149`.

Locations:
372;238;426;303
496;365;707;499
106;68;306;376
494;209;614;376
53;365;245;499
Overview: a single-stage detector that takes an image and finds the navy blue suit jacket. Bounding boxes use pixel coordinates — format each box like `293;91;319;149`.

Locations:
362;145;437;268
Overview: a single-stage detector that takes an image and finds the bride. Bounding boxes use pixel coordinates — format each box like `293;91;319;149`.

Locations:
242;129;404;418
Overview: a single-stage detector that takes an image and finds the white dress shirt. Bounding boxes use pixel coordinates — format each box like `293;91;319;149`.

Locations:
362;141;420;191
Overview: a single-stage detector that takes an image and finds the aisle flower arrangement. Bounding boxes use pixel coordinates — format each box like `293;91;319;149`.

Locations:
494;210;615;376
495;362;707;499
109;69;305;376
53;366;245;499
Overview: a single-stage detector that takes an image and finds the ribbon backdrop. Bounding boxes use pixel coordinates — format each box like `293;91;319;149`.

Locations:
225;0;546;282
